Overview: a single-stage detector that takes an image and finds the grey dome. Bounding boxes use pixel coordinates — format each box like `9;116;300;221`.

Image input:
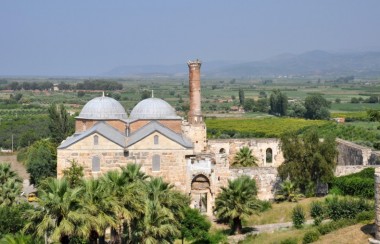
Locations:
130;98;180;120
77;96;128;120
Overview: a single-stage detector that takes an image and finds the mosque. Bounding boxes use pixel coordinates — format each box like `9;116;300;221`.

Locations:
57;60;284;215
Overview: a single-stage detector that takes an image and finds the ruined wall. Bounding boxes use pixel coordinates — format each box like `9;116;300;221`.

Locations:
208;138;284;167
229;167;280;200
336;138;374;166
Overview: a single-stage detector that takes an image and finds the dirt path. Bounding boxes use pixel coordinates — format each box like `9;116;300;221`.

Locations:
0;154;36;194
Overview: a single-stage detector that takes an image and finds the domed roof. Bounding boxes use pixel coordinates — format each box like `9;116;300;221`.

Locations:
77;95;128;120
130;98;180;120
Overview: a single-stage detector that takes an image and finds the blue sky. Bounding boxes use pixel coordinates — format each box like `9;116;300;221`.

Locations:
1;1;379;76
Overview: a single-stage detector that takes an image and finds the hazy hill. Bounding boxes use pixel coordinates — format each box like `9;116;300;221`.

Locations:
102;50;380;78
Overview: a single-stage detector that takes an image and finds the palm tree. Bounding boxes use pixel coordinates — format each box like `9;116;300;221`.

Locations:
215;175;261;234
0;233;40;244
0;163;21;184
132;178;188;243
275;179;303;202
232;147;258;167
24;178;92;244
135;200;180;244
81;179;121;244
0;163;22;206
121;163;149;183
0;178;22;206
101;170;145;243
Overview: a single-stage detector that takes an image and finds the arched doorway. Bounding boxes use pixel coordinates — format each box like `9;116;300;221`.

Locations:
191;174;211;214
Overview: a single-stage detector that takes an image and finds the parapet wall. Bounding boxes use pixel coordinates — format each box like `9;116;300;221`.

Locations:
336;138;380;167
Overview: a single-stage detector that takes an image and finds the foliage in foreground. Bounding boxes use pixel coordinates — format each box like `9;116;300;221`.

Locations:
215;175;261;235
0;163;22;206
22;164;214;244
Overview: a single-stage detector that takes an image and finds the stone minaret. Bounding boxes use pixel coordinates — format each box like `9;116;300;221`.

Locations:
188;60;203;124
182;59;207;153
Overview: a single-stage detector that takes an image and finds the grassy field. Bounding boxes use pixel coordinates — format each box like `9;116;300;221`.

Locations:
245;197;323;226
240;223;374;244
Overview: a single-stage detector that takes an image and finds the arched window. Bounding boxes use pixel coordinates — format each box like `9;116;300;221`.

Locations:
266;148;273;163
94;135;99;145
92;156;100;172
154;135;159;145
152;154;160;171
219;148;226;154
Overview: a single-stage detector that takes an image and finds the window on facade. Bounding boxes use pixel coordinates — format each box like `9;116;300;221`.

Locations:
152;154;160;171
219;148;226;154
92;156;100;172
266;148;273;163
154;135;159;145
94;135;99;145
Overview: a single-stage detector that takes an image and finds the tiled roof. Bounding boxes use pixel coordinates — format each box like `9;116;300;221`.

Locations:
58;122;126;149
126;121;193;148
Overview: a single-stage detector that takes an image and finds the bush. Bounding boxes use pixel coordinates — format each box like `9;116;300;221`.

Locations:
325;196;372;221
281;237;298;244
193;231;228;244
356;210;375;223
332;168;375;198
302;230;320;244
292;205;306;229
310;201;325;226
317;218;356;235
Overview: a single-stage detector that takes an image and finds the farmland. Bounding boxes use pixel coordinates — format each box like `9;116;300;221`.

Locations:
1;76;380;149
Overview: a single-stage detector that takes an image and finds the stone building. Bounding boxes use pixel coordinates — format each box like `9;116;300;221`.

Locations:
57;60;284;215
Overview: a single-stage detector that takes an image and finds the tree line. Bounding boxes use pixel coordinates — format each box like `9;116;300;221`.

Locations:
239;88;331;120
0;80;123;91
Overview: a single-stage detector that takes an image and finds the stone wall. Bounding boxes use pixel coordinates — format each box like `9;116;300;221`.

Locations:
229;167;280;200
208;138;284;167
336;138;375;166
335;165;380;177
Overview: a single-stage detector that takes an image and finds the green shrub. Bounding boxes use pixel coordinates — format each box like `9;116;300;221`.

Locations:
333;176;374;198
292;205;306;229
317;219;356;235
328;186;343;196
331;168;375;198
325;196;372;221
310;201;325;226
302;230;320;244
356;210;375;223
280;237;298;244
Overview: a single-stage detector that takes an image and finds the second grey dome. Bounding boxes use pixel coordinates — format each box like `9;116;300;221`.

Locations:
130;98;180;120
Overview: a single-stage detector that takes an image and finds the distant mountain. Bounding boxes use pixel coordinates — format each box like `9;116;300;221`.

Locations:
208;50;380;77
102;50;380;78
101;61;237;77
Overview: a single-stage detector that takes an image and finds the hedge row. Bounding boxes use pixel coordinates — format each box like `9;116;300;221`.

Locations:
332;168;375;198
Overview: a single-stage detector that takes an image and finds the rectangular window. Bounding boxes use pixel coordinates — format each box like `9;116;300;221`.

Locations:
152;154;160;171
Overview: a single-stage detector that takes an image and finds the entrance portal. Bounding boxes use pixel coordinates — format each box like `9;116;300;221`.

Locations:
191;174;211;214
